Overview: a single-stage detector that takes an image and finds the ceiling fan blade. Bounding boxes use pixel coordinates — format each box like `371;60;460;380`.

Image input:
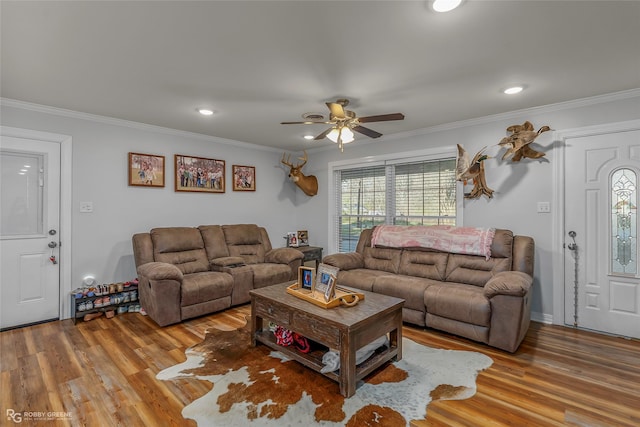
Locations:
314;128;333;140
353;125;383;139
326;102;346;119
281;121;332;125
358;113;405;123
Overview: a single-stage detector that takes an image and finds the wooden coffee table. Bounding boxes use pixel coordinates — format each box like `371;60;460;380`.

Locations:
250;281;404;397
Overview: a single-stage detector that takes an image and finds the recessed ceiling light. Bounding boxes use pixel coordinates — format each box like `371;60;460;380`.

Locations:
197;108;214;116
431;0;463;13
303;135;315;140
503;86;525;95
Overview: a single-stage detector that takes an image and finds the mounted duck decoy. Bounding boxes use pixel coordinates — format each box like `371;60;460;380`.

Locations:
499;120;551;162
456;144;494;199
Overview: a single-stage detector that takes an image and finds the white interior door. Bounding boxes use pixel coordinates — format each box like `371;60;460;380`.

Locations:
1;136;61;329
564;128;640;339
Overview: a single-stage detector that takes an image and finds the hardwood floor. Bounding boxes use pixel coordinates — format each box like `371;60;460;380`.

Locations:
1;306;638;426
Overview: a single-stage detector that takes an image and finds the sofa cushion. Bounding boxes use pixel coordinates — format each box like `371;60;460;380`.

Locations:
445;254;511;287
222;224;266;264
363;247;401;274
199;225;230;260
490;229;514;258
398;250;448;280
424;282;491;327
151;227;210;274
373;275;436;312
248;263;292;288
181;271;233;306
337;269;390;292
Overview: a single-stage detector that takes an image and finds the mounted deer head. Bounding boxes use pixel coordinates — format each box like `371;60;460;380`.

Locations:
281;150;318;197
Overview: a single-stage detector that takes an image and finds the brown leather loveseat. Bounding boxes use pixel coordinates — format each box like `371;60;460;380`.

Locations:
132;224;303;326
322;227;534;352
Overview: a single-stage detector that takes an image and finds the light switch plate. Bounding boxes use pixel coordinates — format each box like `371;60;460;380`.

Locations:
80;201;94;213
537;201;551;213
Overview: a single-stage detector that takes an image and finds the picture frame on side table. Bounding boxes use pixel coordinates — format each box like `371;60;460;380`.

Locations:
314;263;339;299
128;152;165;187
298;266;314;292
297;230;309;246
287;232;298;247
175;154;225;193
232;165;255;191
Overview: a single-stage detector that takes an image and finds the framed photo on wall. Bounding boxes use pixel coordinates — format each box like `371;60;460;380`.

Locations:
232;165;255;191
128;152;165;187
175;154;225;193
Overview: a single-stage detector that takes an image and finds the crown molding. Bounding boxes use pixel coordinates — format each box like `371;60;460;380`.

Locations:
0;97;284;154
383;88;640;142
4;88;639;155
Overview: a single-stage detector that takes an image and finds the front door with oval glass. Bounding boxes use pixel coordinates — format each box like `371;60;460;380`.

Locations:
564;128;640;339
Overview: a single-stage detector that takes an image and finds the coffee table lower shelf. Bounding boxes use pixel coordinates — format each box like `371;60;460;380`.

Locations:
253;330;400;386
250;282;404;397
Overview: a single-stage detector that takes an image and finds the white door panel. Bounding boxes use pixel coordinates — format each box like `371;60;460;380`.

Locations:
564;129;640;338
1;136;60;329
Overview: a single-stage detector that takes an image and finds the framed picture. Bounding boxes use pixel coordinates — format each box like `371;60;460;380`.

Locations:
232;165;255;191
297;230;309;246
314;263;339;297
128;152;165;187
175;154;225;193
298;266;314;291
324;274;337;302
287;232;298;247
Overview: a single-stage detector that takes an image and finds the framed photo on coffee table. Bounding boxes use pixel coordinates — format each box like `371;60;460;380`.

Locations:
314;263;339;298
298;266;314;292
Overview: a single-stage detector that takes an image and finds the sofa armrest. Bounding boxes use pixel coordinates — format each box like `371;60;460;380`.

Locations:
265;248;304;264
137;262;183;282
210;256;246;270
484;271;532;298
322;252;364;271
136;262;183;327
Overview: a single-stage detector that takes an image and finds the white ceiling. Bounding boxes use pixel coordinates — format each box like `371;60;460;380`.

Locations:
2;1;639;151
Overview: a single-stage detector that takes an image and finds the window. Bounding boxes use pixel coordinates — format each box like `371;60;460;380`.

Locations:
331;149;459;253
611;168;637;275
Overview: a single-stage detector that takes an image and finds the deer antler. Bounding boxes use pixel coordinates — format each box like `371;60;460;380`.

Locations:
297;150;308;168
281;153;293;167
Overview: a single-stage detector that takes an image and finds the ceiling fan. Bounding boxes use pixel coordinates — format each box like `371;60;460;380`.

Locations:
281;99;405;151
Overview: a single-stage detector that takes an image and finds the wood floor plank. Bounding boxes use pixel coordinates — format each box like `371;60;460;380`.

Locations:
2;306;639;426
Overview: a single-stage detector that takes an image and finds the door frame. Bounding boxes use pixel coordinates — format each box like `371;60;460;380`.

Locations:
1;126;73;320
551;119;640;325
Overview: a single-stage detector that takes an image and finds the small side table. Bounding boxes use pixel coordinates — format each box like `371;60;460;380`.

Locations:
293;245;323;269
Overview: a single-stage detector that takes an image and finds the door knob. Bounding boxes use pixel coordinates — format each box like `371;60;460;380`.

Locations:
48;241;58;248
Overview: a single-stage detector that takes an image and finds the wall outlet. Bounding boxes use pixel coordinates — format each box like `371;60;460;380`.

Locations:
537;201;551;213
80;201;94;213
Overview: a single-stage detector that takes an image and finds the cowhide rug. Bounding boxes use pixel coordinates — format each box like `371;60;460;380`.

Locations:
157;322;492;426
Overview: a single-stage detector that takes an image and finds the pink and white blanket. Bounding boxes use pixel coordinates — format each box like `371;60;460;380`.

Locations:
371;225;496;260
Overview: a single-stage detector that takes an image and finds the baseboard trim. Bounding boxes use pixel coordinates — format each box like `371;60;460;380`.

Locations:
531;311;553;324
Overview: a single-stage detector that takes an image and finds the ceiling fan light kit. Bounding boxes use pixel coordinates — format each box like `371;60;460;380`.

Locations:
281;98;405;152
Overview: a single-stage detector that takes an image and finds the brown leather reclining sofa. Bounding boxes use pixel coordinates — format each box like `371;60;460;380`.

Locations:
322;227;534;352
132;224;303;327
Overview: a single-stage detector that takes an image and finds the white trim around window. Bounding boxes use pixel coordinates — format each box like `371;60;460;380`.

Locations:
326;146;463;254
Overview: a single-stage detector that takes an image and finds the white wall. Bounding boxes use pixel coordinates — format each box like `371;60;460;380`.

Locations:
1;102;304;319
299;90;640;320
2;90;639;321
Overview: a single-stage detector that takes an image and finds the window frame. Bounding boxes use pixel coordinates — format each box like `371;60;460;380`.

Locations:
327;146;463;254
